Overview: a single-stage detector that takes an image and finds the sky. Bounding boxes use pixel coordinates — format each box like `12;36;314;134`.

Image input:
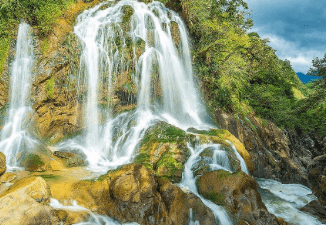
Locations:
246;0;326;73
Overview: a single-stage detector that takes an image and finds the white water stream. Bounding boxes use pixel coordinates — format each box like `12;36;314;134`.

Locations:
0;22;37;169
180;143;240;225
50;198;139;225
257;178;325;225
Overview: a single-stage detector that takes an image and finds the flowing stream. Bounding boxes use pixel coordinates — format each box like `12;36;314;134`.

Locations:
0;22;37;169
257;178;325;225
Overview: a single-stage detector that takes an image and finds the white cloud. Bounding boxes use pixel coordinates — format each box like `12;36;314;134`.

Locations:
252;29;325;73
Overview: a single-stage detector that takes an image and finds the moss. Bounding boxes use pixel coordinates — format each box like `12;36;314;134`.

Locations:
121;5;134;23
141;122;187;146
21;153;45;171
37;174;60;181
204;191;224;205
216;170;232;180
0;36;10;76
187;128;229;137
134;153;152;169
41;38;50;54
244;117;257;133
45;76;55;98
156;150;183;182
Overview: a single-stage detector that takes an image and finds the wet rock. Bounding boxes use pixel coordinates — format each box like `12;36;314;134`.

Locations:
197;170;281;225
0;152;6;176
49;159;65;171
157;177;216;224
300;200;326;223
53;150;86;167
54;209;90;224
69;163;215;224
0;172;16;183
0;177;58;225
21;153;46;172
136;122;189;182
307;154;326;205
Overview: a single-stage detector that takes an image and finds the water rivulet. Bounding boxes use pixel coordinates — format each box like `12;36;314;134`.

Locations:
0;22;37;169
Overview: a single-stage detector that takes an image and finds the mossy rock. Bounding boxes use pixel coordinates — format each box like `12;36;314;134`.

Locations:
21;154;46;172
53;150;87;168
155;150;183;182
136;121;189;182
141;121;187;146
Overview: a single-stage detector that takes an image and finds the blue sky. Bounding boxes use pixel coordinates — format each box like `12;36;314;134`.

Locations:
246;0;326;73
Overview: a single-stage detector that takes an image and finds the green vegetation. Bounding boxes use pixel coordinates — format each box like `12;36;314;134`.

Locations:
141;122;187;145
0;0;77;75
37;174;60;181
21;153;45;171
156;150;183;182
45;76;55;98
204;191;224;205
134;153;152;169
0;36;10;76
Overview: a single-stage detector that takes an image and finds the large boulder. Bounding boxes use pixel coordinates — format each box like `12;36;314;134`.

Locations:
307;154;326;205
197;170;283;225
0;177;58;225
66;163;216;224
0;152;6;176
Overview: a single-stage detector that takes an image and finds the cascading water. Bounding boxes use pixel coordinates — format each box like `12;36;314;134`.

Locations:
58;0;212;172
180;143;234;225
0;22;36;169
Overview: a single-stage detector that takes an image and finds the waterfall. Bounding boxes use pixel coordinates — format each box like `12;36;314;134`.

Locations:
58;0;211;172
0;22;36;169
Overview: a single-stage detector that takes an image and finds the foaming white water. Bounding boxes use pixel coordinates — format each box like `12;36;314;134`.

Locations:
257;178;325;225
180;143;233;225
50;199;139;225
0;22;37;169
59;0;211;172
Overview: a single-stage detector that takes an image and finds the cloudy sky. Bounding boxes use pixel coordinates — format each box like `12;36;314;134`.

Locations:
246;0;326;73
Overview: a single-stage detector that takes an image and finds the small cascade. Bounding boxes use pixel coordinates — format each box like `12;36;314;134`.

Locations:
209;146;233;172
226;140;249;174
50;199;139;225
188;208;200;225
59;0;211;172
0;22;36;169
180;143;233;225
257;178;325;225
